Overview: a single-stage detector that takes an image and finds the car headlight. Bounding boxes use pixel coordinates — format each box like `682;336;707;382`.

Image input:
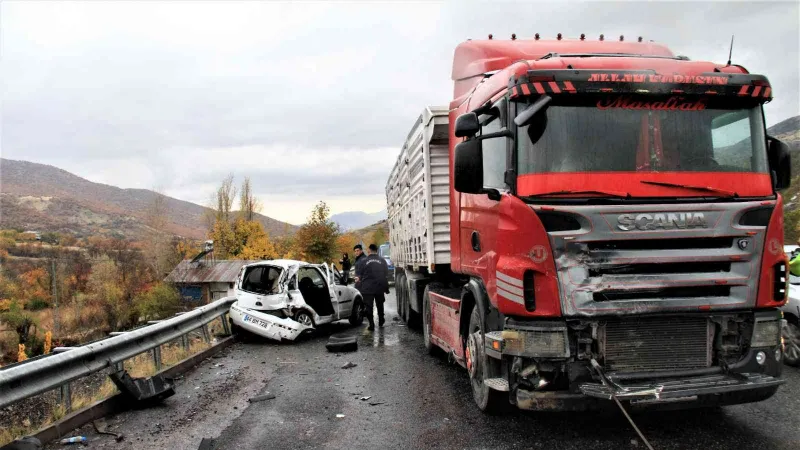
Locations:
752;319;781;347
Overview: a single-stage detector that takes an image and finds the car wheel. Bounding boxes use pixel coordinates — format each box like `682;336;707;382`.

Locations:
782;320;800;367
422;288;440;355
294;310;315;328
466;306;508;414
349;297;365;326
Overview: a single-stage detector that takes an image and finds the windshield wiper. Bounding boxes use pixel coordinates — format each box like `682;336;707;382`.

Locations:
639;180;738;198
525;189;631;199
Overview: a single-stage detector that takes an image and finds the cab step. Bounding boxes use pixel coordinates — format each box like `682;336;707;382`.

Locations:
484;378;510;392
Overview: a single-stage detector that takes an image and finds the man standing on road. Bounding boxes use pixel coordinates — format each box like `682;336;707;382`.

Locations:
353;244;367;291
358;243;390;331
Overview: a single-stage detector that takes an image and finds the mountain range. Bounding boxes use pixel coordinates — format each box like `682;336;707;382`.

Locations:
330;210;387;231
0;158;297;240
1;115;797;241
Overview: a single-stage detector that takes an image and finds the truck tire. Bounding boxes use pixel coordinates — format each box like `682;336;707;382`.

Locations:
395;272;407;322
422;287;441;356
783;318;800;367
466;306;508;414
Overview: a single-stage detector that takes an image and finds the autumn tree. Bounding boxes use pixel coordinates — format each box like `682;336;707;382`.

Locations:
134;283;182;320
239;177;262;221
207;175;275;260
143;189;176;277
295;202;340;262
370;223;389;247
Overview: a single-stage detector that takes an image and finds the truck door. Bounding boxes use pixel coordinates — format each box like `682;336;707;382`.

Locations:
459;99;508;277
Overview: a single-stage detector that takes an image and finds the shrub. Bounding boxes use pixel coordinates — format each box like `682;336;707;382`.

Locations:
135;283;182;321
25;298;50;311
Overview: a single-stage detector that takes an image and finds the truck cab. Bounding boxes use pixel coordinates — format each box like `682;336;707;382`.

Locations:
388;35;791;413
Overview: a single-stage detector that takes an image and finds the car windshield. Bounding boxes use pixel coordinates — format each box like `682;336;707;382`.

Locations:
517;96;768;175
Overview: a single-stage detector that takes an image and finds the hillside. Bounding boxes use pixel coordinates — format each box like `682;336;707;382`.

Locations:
0;158;297;240
331;210;387;231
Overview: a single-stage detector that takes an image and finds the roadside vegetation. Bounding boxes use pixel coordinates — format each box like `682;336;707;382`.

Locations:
0;175;387;365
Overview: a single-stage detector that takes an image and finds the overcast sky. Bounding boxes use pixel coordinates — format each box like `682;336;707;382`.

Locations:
2;1;799;225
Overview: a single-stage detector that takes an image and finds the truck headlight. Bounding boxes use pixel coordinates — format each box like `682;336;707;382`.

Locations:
499;325;570;358
752;319;781;347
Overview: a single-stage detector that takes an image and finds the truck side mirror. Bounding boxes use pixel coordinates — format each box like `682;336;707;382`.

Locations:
454;138;483;194
455;112;480;138
767;136;791;190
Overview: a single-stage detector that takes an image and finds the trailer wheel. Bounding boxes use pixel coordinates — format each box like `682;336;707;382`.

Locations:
422;287;441;356
466;307;508;414
395;272;406;322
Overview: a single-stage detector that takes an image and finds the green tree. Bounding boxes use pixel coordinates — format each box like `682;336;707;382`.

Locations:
295;202;340;262
135;283;182;321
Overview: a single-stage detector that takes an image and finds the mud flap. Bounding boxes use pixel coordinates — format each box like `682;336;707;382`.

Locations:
229;303;313;342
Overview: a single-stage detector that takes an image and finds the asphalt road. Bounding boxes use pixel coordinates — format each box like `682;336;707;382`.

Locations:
51;288;800;450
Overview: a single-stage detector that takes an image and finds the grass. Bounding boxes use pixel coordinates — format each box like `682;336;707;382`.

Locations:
0;331;219;446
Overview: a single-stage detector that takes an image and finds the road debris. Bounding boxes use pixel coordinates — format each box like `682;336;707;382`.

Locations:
326;334;358;352
58;436;87;445
249;392;277;402
335;414;345;418
368;402;385;406
0;436;42;450
93;418;124;442
341;362;357;369
359;396;372;401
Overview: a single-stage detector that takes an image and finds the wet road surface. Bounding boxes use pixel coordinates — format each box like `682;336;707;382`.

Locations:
53;288;800;449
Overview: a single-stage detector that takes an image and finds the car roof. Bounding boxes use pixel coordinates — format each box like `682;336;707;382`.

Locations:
241;259;309;270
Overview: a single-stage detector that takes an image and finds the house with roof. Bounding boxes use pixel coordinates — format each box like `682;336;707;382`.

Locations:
165;259;258;303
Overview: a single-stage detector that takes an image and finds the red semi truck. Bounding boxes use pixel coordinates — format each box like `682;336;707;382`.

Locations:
386;34;792;412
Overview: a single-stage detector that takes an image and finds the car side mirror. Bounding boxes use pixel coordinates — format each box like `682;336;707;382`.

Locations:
454;138;483;194
767;136;791;190
454;112;480;138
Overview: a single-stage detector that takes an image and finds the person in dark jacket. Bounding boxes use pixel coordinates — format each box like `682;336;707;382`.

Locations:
353;244;367;291
338;252;351;284
359;243;390;330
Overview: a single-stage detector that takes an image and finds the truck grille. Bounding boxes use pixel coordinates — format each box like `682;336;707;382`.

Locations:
602;317;712;373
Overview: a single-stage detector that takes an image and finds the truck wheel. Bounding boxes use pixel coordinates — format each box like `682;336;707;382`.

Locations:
466;307;508;414
395;272;406;321
349;297;365;326
783;319;800;367
422;288;441;355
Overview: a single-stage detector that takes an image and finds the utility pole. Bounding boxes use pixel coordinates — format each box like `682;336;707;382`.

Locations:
51;258;58;335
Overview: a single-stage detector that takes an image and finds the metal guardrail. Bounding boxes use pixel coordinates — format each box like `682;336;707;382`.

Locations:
0;296;236;409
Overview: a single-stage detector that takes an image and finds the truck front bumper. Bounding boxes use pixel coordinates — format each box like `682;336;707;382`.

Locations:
516;373;782;411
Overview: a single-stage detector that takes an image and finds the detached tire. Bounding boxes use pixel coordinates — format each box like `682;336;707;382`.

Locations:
466;306;508;414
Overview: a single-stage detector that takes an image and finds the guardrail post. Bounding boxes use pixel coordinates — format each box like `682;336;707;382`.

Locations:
58;383;72;412
201;325;210;343
181;334;189;351
221;313;231;335
114;361;124;372
152;346;162;371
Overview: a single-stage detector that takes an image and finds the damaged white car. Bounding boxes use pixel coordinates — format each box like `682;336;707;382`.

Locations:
229;259;365;342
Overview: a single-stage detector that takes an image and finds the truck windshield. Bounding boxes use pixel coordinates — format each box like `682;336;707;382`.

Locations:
517;97;768;175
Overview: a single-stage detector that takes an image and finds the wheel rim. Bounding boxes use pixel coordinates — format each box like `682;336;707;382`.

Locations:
783;323;800;362
296;313;313;326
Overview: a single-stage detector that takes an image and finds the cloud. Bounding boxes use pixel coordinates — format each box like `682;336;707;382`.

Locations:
2;1;798;224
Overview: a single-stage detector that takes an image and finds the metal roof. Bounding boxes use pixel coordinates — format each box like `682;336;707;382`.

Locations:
165;260;260;284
